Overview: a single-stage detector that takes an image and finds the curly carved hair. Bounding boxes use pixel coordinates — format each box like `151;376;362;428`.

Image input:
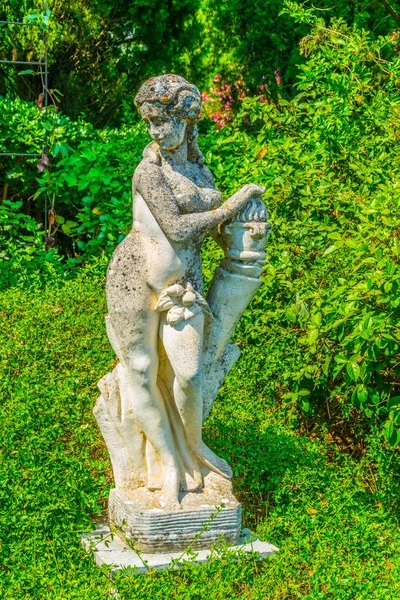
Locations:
134;74;204;164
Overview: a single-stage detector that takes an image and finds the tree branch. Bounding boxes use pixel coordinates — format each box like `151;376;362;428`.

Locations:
377;0;400;28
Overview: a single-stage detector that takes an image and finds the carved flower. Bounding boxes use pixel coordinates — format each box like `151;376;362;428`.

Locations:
154;282;212;326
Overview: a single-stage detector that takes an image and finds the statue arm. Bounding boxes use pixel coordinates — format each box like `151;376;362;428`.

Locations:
134;163;264;244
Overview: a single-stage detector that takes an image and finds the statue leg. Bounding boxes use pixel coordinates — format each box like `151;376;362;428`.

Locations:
108;308;181;509
160;312;232;480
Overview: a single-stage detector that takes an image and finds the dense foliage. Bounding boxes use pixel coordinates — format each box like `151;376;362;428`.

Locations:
0;0;199;124
192;0;400;97
1;0;400;122
204;14;400;449
0;96;147;284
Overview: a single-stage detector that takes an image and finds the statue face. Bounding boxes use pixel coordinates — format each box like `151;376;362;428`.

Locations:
141;102;187;151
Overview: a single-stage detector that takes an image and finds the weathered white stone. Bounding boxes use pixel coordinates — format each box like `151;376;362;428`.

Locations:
108;476;241;552
93;74;271;553
82;525;278;574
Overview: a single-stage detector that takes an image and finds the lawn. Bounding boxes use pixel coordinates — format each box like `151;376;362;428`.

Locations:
1;266;399;599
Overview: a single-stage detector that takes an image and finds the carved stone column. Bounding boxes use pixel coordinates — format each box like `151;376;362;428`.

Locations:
203;198;270;418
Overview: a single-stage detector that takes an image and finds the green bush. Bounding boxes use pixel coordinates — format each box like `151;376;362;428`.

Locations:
0;198;64;288
0;98;67;287
203;13;400;446
185;0;400;102
0;96;147;281
36;122;147;260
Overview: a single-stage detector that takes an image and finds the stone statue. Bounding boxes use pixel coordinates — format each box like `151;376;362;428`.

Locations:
94;74;270;553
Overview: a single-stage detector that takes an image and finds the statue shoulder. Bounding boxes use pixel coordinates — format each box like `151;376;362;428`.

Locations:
133;144;163;189
142;141;161;165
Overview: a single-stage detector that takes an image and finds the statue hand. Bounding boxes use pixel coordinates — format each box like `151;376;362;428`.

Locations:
223;184;265;215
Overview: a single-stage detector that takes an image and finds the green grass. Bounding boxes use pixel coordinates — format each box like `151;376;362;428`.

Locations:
1;266;400;599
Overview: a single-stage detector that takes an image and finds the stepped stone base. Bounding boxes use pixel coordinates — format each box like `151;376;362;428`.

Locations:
108;475;241;553
82;525;278;574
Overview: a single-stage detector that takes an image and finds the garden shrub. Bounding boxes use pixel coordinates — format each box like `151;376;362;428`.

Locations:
204;12;400;447
36;123;148;260
0;199;64;289
0;96;147;282
184;0;400;104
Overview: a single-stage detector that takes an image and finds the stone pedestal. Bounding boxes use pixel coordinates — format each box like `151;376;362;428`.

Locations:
82;525;278;574
108;474;241;553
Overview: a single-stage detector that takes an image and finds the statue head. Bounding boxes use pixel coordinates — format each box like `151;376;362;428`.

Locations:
134;74;203;163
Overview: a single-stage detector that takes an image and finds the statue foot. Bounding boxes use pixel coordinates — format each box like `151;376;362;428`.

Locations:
197;443;233;480
147;473;163;491
159;494;181;511
159;467;181;510
193;467;203;486
182;469;203;492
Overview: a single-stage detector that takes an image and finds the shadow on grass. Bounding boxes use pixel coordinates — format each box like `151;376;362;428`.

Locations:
205;402;400;536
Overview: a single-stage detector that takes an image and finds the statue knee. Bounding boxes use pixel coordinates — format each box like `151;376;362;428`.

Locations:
129;354;155;388
177;369;202;394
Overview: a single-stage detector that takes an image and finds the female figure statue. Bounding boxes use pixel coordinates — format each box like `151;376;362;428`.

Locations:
96;74;266;519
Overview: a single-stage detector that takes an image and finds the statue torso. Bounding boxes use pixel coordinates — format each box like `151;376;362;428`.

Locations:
160;158;222;214
108;155;222;298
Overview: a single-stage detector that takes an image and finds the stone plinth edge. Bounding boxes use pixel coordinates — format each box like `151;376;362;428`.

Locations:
81;524;278;574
